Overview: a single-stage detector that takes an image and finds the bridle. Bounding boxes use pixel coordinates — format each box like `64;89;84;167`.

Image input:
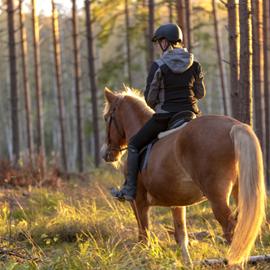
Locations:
105;97;128;153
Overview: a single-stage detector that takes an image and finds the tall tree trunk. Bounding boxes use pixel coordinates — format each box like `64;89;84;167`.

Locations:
71;0;84;172
176;0;186;44
19;0;33;164
238;0;253;125
124;0;132;85
31;0;45;170
7;0;20;164
51;0;67;171
263;0;270;186
148;0;154;69
212;0;227;115
85;0;100;168
185;0;192;51
142;0;149;70
252;0;264;147
168;0;173;22
227;0;239;119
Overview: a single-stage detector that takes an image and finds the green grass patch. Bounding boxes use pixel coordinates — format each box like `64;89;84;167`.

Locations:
0;167;268;269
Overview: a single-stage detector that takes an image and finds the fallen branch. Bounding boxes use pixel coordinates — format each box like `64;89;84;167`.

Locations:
195;254;270;266
0;247;39;262
248;255;270;265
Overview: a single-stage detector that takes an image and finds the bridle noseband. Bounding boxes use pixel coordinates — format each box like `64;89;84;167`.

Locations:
105;98;128;153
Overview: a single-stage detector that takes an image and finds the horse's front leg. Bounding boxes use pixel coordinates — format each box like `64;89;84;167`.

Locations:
130;188;149;242
171;206;193;267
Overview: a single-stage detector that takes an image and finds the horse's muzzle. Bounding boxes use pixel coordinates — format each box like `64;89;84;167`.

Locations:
100;144;118;162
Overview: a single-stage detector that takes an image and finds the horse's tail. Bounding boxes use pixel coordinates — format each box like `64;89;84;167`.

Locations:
228;124;266;265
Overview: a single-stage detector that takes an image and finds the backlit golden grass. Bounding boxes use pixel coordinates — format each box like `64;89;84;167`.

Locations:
0;166;269;269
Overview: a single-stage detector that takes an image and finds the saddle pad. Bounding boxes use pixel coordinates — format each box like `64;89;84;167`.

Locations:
158;122;188;139
139;119;191;170
139;141;156;171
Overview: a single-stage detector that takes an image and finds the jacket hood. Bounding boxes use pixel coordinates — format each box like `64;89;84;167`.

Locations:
160;48;194;73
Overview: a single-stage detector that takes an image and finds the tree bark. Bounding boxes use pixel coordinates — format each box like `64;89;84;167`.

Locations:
199;254;270;266
168;0;173;22
31;0;45;170
185;0;192;51
7;0;20;164
251;0;264;147
19;0;33;164
238;0;253;125
212;0;227;115
51;0;68;171
176;0;186;44
71;0;84;172
263;0;270;186
148;0;154;69
227;0;239;119
142;0;149;70
124;0;132;85
85;0;100;168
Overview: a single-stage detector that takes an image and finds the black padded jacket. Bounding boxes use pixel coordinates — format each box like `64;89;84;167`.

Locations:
144;48;206;114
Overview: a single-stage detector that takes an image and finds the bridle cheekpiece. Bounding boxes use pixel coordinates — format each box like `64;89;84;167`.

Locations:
105;97;128;153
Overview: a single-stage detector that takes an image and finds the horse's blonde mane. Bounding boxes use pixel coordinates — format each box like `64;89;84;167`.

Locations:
103;86;153;116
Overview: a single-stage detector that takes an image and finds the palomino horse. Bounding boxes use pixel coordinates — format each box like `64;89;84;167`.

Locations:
101;88;266;266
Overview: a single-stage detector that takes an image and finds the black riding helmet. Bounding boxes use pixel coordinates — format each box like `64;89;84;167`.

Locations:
152;23;183;43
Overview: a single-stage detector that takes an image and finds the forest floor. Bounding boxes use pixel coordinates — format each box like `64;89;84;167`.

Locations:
0;167;269;270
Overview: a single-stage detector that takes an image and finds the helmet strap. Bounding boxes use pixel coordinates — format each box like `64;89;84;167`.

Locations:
158;40;170;52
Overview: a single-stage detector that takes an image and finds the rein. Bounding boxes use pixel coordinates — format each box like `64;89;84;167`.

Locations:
106;97;128;152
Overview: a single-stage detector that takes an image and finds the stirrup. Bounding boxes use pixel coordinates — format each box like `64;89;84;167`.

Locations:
110;187;135;202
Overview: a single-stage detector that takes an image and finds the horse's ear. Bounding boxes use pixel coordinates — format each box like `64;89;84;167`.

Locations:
104;87;116;103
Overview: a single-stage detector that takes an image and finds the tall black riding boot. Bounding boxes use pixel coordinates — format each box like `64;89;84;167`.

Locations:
111;146;139;201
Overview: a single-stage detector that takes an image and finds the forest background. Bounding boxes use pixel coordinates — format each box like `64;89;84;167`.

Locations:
0;0;269;185
0;1;269;268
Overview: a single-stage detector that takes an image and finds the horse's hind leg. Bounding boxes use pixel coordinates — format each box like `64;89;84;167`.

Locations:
171;206;192;267
210;198;236;243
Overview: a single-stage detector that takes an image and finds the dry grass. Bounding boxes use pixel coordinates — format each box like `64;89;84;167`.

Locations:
0;166;268;269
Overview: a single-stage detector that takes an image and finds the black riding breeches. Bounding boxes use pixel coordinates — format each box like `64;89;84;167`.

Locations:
129;113;175;152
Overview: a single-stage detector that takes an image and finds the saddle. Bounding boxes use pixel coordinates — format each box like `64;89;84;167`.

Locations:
167;110;196;129
139;111;196;171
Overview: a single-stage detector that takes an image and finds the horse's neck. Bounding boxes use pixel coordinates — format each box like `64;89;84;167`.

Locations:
121;100;152;141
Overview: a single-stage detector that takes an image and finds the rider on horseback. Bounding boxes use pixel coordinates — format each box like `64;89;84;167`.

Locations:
111;23;206;201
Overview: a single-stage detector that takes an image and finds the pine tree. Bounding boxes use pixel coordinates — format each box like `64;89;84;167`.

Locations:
238;0;253;125
212;0;227;115
148;0;154;69
71;0;84;172
52;0;67;171
31;0;45;170
124;0;132;84
19;0;33;163
85;0;100;167
185;0;192;51
263;0;270;185
251;0;263;147
176;0;186;42
227;0;239;119
7;0;20;163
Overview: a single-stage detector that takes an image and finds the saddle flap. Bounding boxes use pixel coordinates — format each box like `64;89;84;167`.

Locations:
168;111;196;130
